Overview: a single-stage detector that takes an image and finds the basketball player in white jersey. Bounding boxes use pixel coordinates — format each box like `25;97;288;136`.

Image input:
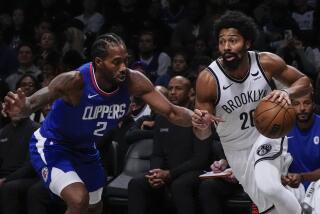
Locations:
192;11;312;214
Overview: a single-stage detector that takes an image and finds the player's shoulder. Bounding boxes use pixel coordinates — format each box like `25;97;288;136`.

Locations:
127;69;153;96
197;68;216;85
49;70;83;92
258;52;285;65
127;69;150;84
257;52;286;72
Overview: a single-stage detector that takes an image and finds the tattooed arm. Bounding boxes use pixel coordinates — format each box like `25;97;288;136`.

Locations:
3;71;83;119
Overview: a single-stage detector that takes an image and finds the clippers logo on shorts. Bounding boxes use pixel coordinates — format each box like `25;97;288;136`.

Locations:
41;167;49;182
257;144;272;156
314;136;319;145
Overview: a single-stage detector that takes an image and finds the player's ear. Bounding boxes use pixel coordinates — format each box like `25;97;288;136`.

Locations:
95;57;103;68
245;41;251;50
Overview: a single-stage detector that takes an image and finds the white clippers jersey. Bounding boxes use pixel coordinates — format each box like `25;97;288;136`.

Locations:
208;51;274;150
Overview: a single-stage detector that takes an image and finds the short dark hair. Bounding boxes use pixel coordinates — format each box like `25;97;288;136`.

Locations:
15;74;40;90
17;42;35;54
214;10;258;43
90;33;126;62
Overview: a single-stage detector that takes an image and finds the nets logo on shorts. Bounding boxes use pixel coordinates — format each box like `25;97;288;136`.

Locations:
41;167;49;182
257;144;272;156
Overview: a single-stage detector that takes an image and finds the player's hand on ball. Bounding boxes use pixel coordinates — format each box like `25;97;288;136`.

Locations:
262;89;291;105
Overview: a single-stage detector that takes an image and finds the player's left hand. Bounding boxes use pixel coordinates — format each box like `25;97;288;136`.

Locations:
262;89;291;105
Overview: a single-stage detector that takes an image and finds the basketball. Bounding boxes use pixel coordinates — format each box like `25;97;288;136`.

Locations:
254;100;296;139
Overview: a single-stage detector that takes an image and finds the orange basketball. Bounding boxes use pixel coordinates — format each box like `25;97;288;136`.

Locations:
254;100;296;139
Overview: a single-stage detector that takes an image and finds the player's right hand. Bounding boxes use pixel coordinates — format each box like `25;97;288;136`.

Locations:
262;89;291;105
2;88;27;119
192;109;224;130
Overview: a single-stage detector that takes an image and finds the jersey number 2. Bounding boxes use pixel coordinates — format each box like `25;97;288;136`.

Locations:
94;122;108;136
240;109;255;130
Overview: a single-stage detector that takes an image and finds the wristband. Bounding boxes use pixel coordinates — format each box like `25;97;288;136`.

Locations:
280;89;289;96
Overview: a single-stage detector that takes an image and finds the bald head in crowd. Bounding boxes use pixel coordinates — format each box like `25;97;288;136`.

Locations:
155;85;169;98
168;76;192;107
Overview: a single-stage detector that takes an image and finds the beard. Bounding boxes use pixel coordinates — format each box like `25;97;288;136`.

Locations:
222;52;242;70
296;112;313;123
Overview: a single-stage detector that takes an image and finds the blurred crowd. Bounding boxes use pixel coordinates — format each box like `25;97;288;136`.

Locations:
0;0;320;213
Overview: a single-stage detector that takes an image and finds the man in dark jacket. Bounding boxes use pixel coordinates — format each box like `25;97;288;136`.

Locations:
128;76;211;214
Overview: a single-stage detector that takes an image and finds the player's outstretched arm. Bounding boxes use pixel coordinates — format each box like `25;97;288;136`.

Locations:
3;71;83;119
128;70;193;127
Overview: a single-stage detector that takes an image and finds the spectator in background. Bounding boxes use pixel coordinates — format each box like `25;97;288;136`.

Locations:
6;7;33;49
36;31;59;67
125;85;168;144
0;105;40;214
0;79;10;129
128;76;209;214
199;157;243;214
32;17;52;45
15;74;43;123
277;33;317;80
40;51;62;87
156;50;189;87
105;0;145;40
62;19;85;56
138;31;171;83
61;49;85;72
159;0;186;31
130;96;152;122
5;43;41;90
0;13;12;33
0;24;18;79
260;2;300;52
75;0;104;35
187;55;212;86
170;0;213;53
193;37;211;57
282;92;320;213
290;0;316;47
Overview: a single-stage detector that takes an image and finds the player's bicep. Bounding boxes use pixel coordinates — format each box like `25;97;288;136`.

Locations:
129;70;175;116
141;89;173;115
195;69;217;114
260;52;305;86
274;65;305;86
30;71;82;106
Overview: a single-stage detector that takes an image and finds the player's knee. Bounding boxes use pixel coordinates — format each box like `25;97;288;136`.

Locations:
66;190;89;210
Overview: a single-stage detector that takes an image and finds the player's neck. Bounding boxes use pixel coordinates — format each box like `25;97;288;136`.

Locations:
221;55;250;80
95;71;118;93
